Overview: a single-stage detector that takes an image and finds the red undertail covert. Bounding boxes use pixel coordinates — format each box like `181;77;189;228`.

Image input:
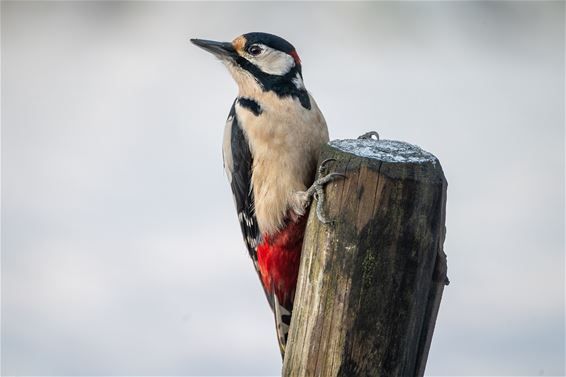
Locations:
256;215;308;308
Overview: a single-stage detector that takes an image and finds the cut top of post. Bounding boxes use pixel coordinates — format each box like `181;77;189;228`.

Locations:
329;139;438;165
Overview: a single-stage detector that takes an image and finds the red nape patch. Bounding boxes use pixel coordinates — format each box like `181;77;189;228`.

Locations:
256;215;308;308
290;50;301;65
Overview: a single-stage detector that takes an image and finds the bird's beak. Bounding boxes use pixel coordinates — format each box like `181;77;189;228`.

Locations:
190;38;236;61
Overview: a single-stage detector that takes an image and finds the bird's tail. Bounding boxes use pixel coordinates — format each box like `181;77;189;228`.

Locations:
273;292;292;359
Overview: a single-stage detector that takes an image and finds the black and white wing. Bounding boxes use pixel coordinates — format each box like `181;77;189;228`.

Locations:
222;101;262;271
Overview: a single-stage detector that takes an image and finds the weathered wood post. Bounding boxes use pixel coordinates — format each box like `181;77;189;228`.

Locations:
283;138;448;377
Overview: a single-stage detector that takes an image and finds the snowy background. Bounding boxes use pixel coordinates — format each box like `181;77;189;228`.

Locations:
2;1;564;375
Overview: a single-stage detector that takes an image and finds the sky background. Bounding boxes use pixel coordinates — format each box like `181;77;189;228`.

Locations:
2;1;564;376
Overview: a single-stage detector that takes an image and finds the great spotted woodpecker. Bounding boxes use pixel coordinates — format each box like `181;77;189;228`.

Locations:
191;32;342;357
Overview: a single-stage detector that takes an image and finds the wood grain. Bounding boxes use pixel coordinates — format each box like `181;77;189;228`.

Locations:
283;139;448;377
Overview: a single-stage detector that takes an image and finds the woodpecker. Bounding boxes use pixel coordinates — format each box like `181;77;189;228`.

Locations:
191;32;342;357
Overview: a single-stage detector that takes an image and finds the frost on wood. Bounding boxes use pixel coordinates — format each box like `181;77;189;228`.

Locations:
329;139;437;164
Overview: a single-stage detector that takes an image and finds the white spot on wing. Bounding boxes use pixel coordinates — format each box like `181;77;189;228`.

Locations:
222;112;234;183
246;235;258;248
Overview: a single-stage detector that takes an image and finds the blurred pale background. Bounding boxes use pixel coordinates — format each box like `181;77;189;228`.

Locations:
2;1;564;376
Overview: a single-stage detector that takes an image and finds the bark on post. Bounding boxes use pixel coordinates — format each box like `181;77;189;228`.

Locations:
283;139;448;377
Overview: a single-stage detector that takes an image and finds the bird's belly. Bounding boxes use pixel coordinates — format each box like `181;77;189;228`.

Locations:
236;93;328;235
256;214;308;308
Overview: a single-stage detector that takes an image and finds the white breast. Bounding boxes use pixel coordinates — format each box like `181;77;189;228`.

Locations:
237;92;329;235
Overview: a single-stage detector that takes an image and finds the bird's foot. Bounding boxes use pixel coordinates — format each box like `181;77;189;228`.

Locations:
305;158;346;224
358;131;380;140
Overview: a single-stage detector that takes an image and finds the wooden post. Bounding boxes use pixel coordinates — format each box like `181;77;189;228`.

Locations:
283;139;448;377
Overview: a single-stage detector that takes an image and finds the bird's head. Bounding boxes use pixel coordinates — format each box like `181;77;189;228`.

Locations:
191;32;306;96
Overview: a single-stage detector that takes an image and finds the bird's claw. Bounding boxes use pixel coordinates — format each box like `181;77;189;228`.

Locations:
318;158;337;175
306;160;347;224
358;131;380;140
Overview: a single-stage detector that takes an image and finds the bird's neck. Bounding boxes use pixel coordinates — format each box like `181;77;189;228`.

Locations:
230;63;308;103
237;79;310;111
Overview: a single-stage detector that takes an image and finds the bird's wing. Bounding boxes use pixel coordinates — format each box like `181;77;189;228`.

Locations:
223;101;272;300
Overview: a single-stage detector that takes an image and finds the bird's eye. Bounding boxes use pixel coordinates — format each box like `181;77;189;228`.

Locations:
248;45;262;56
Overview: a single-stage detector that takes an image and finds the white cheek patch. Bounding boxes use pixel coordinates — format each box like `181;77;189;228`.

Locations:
251;45;295;76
